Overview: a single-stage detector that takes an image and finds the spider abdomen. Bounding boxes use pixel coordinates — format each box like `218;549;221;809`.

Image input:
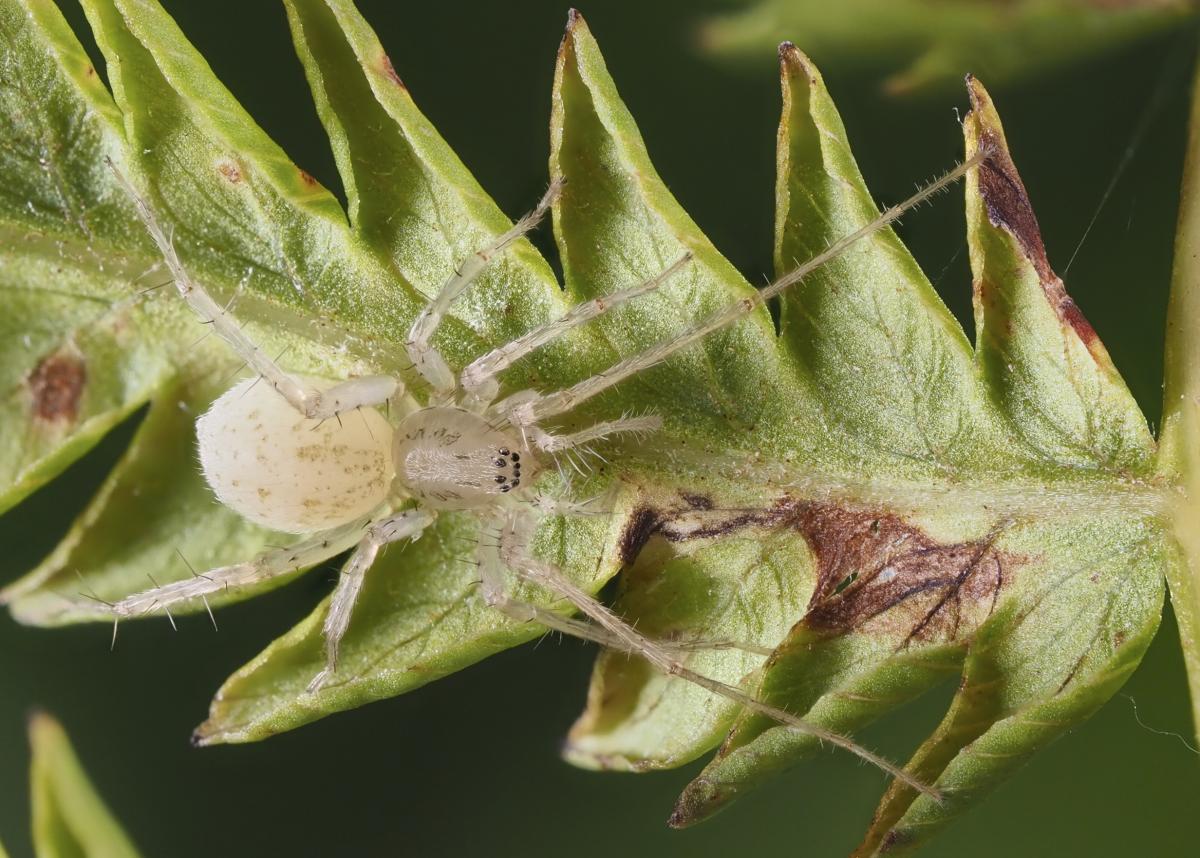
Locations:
394;407;529;510
197;377;394;534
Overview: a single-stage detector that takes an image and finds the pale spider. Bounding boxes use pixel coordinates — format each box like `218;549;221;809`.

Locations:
99;153;981;796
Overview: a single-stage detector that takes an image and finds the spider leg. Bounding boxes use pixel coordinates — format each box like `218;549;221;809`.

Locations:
476;512;677;653
528;415;662;454
460;253;692;409
500;153;985;429
307;509;435;694
107;159;400;419
479;541;765;657
103;517;374;622
529;487;619;518
487;507;940;799
405;180;563;397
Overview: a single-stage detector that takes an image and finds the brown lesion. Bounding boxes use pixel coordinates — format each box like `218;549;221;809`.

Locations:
793;502;1013;645
27;351;86;424
967;77;1103;352
380;54;406;90
618;495;1017;644
618;506;663;564
216;159;243;184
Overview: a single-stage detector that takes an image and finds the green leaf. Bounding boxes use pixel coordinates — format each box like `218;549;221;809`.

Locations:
666;51;1164;851
696;0;1192;95
0;2;1174;852
29;712;142;858
3;377;291;622
0;0;172;516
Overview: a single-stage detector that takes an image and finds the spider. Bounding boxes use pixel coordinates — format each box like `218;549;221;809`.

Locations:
98;152;982;797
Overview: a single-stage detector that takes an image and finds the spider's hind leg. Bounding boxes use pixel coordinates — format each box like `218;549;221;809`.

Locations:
483;508;939;799
100;518;373;628
107;159;399;420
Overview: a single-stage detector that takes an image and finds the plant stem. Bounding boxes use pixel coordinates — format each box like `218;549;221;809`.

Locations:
1159;34;1200;740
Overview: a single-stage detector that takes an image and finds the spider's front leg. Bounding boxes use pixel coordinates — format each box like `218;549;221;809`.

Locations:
306;508;435;694
460;253;692;410
405;180;563;398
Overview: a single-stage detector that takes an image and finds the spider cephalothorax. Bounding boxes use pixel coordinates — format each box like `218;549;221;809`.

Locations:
97;152;981;795
393;407;534;508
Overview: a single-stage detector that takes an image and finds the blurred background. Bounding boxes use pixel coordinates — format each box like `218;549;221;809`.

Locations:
3;0;1199;855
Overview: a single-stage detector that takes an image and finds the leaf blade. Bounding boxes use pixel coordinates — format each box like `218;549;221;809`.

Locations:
29;712;142;858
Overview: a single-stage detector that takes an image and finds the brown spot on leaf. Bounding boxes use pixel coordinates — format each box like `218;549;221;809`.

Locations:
880;828;913;854
680;492;713;510
381;54;406;89
28;351;86;423
217;160;242;184
298;169;318;188
794;502;1013;644
974;134;1052;281
85;65;95;77
778;41;814;83
1057;294;1099;346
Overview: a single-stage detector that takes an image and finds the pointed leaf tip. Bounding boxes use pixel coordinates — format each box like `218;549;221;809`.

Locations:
964;77;1152;470
965;77;1054;283
777;41;816;83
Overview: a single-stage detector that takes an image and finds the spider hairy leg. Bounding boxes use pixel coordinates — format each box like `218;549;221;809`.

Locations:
490;508;941;800
307;508;435;694
103;516;374;624
405;179;564;396
106;158;400;421
459;252;694;409
505;152;987;428
528;414;662;454
480;527;762;657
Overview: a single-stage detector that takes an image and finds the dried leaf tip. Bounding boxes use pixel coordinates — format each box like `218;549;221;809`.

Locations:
777;41;817;85
964;76;1054;282
559;9;588;60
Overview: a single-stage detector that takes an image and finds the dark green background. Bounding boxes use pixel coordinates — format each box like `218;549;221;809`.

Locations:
3;1;1199;855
